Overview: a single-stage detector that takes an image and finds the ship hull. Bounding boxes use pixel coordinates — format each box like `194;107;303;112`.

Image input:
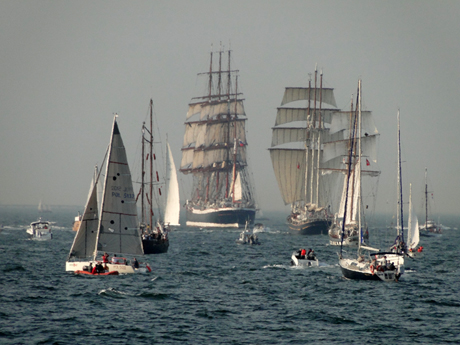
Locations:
142;239;169;254
288;219;331;235
186;207;256;228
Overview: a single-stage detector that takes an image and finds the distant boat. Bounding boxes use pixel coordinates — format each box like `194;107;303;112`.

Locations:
180;48;257;228
138;99;180;254
269;67;337;235
407;183;422;257
66;116;150;274
38;200;52;213
419;168;442;236
27;218;52;240
235;221;260;245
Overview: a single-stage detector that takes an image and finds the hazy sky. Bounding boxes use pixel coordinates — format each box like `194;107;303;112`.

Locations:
1;0;459;217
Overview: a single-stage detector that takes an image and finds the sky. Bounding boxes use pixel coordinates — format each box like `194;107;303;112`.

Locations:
1;0;459;217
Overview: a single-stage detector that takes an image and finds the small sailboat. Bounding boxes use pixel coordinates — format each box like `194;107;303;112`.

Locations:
138;99;180;254
419;168;442;236
407;183;422;257
27;218;52;240
66;116;150;274
338;82;403;282
38;200;52;213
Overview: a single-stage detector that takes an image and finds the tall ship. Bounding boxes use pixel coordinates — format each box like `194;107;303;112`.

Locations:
269;67;339;234
327;87;380;245
180;48;256;228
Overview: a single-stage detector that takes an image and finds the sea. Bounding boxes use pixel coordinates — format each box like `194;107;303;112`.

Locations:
1;205;459;345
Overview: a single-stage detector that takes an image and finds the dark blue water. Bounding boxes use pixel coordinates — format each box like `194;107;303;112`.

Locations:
1;206;460;344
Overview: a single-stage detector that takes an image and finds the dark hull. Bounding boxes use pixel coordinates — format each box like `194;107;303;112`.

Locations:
143;239;169;254
340;265;379;281
288;219;331;235
186;207;256;228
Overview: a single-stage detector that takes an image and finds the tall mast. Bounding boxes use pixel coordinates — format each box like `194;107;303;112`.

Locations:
425;167;428;231
141;122;145;223
225;49;231;198
304;75;312;208
208;50;213;101
231;75;238;202
357;79;362;248
149;99;154;228
397;109;404;244
315;69;324;205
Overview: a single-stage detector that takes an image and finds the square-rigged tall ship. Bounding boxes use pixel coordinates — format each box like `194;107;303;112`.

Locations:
269;67;339;235
180;48;256;228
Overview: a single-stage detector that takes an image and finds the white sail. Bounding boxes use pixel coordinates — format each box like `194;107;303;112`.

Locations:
164;141;181;226
407;184;420;250
281;87;337;107
96;118;144;256
68;181;99;259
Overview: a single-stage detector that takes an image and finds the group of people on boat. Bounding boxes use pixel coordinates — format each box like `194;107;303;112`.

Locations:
142;224;169;243
370;255;396;274
295;248;316;260
409;246;424;253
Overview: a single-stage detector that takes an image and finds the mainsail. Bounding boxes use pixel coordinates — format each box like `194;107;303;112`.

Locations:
180;48;256;227
96;118;144;256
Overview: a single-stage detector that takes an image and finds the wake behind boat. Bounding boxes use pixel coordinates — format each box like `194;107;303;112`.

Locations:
66;116;150;275
26;218;52;240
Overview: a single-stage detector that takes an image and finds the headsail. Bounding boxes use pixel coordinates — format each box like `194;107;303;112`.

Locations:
164;141;181;226
68;179;99;260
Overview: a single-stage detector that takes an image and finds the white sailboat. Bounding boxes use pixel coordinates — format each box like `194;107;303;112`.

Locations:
327;92;380;246
139;99;180;254
66;116;150;274
407;183;422;257
338;82;403;282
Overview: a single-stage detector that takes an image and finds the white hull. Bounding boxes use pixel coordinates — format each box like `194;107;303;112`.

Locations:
66;261;149;274
291;253;319;267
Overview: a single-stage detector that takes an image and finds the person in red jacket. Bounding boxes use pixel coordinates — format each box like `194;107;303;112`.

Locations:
300;249;306;258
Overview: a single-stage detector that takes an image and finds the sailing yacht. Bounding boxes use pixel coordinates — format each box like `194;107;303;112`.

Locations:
407;183;422;257
269;67;339;235
338;82;403;282
66;116;150;274
327;93;380;246
419;168;442;236
138;99;180;254
180;48;257;228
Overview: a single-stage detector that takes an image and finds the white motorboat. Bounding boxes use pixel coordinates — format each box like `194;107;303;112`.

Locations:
26;218;52;240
